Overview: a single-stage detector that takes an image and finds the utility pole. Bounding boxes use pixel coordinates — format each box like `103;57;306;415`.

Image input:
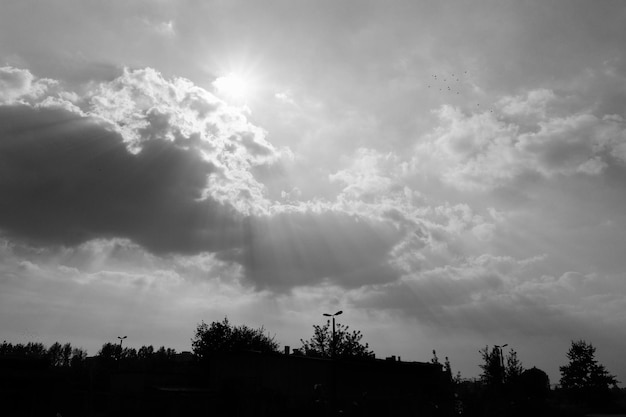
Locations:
117;336;127;348
494;343;508;383
323;311;343;358
323;310;343;412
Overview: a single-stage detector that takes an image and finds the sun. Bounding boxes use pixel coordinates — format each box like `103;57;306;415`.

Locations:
213;73;254;102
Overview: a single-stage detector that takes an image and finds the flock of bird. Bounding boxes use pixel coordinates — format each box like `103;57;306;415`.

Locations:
427;70;493;112
427;71;467;95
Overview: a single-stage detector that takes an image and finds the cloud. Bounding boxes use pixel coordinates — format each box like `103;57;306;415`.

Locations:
0;68;276;255
351;253;619;341
0;103;250;254
411;90;626;191
4;66;623;297
274;91;295;105
328;148;503;260
146;19;175;37
319;121;626;336
330;148;402;199
220;210;403;290
499;89;556;120
86;68;286;213
0;66;55;103
0;67;415;290
0;237;268;352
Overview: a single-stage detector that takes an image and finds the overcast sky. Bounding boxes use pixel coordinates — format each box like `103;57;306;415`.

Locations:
1;0;626;384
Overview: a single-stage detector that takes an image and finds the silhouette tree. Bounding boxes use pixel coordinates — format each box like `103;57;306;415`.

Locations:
300;320;374;359
70;347;87;368
479;346;524;386
432;350;454;377
137;345;155;359
48;342;64;366
559;339;617;403
60;343;72;366
444;356;453;377
1;341;86;367
0;341;47;358
97;342;122;360
505;349;524;383
192;317;279;359
479;346;504;386
123;347;138;359
154;346;177;360
26;342;48;357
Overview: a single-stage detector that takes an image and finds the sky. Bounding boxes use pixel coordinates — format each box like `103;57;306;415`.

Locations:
1;0;625;385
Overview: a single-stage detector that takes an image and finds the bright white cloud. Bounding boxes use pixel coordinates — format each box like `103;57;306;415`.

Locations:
499;88;556;120
0;66;55;103
4;67;288;216
410;90;626;191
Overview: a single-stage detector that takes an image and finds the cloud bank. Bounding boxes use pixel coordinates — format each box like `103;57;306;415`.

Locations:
2;66;626;365
0;66;406;290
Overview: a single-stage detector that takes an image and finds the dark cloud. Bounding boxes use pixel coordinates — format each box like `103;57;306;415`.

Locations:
0;104;242;254
0;103;403;290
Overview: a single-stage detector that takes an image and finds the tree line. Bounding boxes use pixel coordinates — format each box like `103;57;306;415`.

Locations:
2;321;620;395
191;317;622;413
191;317;374;359
96;342;177;362
436;340;621;416
0;341;87;368
2;318;621;414
471;341;618;393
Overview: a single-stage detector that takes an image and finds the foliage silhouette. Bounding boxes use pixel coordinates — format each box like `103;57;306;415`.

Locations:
70;347;87;368
0;340;86;367
96;342;176;364
1;341;46;357
47;342;69;367
97;342;123;360
504;348;524;383
154;345;177;361
479;345;524;387
137;344;154;359
432;349;454;378
300;320;374;359
192;317;279;359
559;339;618;407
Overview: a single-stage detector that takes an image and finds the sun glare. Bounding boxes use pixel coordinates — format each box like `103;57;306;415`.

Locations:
213;73;253;101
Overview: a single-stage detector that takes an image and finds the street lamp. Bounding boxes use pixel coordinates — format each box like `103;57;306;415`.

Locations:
494;343;508;382
323;311;343;358
117;336;127;348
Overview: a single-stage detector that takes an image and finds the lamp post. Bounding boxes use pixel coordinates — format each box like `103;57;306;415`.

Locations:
117;336;127;348
323;311;343;358
323;311;343;411
494;343;508;383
